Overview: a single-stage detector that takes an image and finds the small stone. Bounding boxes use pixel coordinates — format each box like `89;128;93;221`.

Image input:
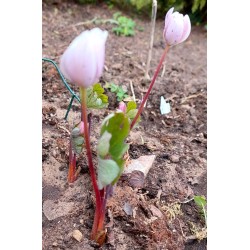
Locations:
72;230;83;242
123;202;133;216
52;242;58;247
48;118;57;126
43;200;75;221
170;154;180;163
79;219;84;224
52;150;57;157
123;155;155;177
149;205;163;218
112;63;123;70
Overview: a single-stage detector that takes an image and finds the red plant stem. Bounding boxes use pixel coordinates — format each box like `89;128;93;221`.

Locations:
68;140;76;183
79;87;102;237
68;154;76;183
130;45;170;130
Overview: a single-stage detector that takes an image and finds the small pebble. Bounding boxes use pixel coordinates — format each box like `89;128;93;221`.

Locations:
72;229;83;242
170;154;180;163
52;242;58;247
52;150;57;157
149;205;163;218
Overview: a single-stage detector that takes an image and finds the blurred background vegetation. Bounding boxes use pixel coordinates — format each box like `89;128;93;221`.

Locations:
44;0;207;25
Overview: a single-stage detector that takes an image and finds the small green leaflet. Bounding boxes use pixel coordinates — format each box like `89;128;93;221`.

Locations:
100;112;130;159
71;126;84;154
194;195;207;225
126;100;136;112
104;82;129;101
86;83;108;109
97;131;112;157
194;195;207;207
97;112;130;189
97;158;120;190
126;101;140;125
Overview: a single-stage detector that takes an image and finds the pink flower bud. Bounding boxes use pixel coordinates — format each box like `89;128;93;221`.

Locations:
117;101;127;113
77;121;84;134
163;7;191;46
60;28;108;88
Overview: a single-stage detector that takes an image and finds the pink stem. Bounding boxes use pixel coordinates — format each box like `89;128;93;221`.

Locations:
130;45;170;130
79;87;102;236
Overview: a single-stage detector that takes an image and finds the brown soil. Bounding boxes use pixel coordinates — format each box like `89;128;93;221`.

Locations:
42;2;207;249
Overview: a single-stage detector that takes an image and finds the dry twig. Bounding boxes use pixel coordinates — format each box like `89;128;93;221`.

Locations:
129;80;136;101
145;0;157;80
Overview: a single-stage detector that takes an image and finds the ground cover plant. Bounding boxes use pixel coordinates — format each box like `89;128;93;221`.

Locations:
42;1;207;249
112;12;136;36
104;82;129;102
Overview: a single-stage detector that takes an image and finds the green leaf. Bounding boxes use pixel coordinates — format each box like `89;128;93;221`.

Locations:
110;83;118;92
103;82;111;89
97;158;120;190
127;101;137;112
87;83;109;109
99;93;108;103
100;112;130;159
97;112;130;189
116;92;124;98
72;136;84;154
194;195;206;208
125;101;140;125
126;109;138;120
71;125;85;154
97;131;112;157
194;195;207;224
93;83;105;95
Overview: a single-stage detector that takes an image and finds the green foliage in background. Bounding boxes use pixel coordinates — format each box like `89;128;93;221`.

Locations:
112;12;136;36
192;0;206;13
53;0;206;24
127;0;207;24
130;0;151;10
74;0;206;24
104;82;129;101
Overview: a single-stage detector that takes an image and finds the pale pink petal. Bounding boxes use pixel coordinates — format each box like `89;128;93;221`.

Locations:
164;7;174;30
90;28;108;81
163;7;191;46
59;28;108;88
60;55;72;82
179;14;191;43
61;31;95;87
165;12;184;45
75;38;98;87
60;30;90;85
